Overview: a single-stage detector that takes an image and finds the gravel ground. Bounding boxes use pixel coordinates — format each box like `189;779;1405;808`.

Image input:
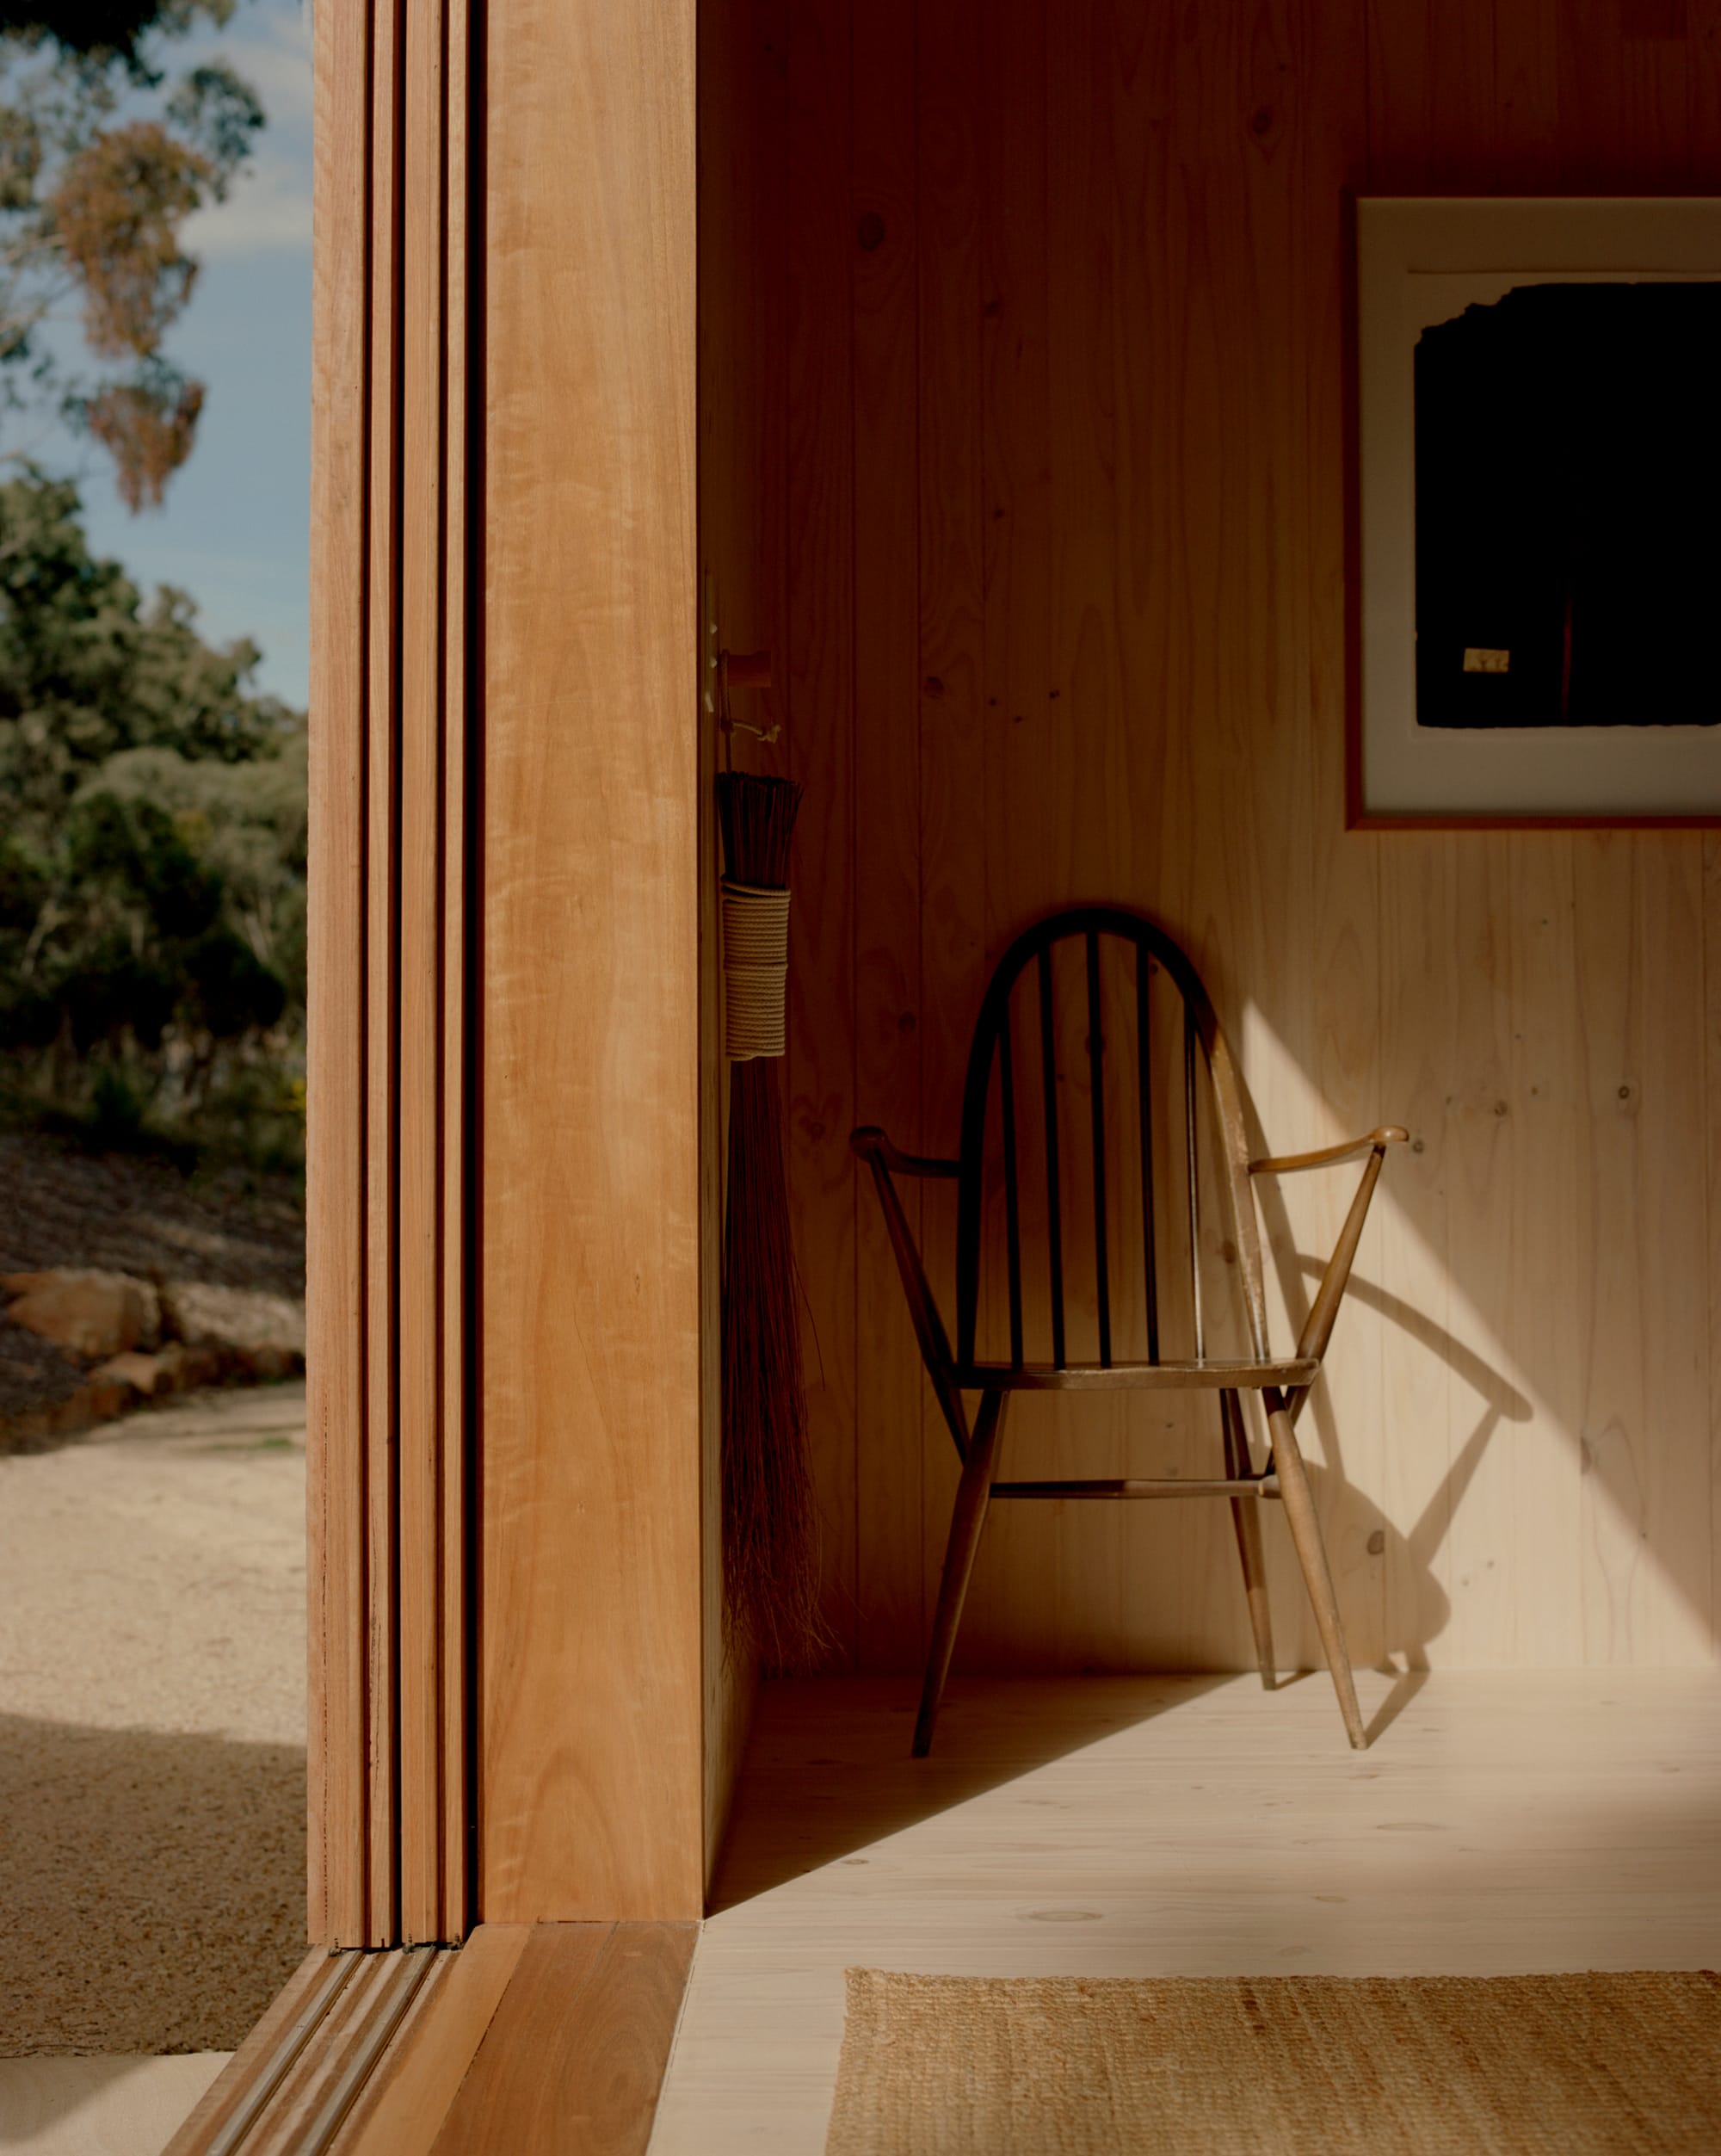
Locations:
0;1384;307;2056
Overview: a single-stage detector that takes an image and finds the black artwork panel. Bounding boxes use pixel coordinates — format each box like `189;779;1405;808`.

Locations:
1414;281;1720;729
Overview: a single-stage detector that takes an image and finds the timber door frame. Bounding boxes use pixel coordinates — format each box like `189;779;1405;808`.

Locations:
307;0;479;1949
307;0;706;1950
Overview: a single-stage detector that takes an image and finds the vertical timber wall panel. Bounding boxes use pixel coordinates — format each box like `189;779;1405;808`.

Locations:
912;0;987;1674
852;0;926;1671
482;0;704;1920
756;0;1721;1674
784;0;860;1663
696;0;788;1877
310;0;477;1948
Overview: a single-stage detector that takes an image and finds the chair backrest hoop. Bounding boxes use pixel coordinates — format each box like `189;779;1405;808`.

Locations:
953;905;1269;1371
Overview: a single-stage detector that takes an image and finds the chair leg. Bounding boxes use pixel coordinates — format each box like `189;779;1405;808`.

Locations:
1229;1498;1276;1689
1222;1392;1275;1688
914;1392;1007;1758
1266;1396;1366;1750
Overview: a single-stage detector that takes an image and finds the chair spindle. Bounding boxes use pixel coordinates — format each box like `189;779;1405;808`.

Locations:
999;1016;1024;1366
1086;932;1112;1366
1038;946;1066;1368
1136;945;1159;1362
1184;1004;1204;1360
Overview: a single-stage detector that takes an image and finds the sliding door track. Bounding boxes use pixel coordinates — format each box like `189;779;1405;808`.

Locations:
165;1923;695;2156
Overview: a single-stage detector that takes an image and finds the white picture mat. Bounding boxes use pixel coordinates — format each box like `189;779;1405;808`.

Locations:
1355;195;1721;820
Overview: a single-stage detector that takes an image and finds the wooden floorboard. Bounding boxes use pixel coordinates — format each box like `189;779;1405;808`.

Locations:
651;1670;1721;2153
0;2058;231;2156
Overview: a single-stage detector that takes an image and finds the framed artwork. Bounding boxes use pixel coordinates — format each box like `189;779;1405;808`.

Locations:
1348;195;1721;828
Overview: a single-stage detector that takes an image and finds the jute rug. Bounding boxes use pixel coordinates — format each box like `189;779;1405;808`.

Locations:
826;1969;1721;2154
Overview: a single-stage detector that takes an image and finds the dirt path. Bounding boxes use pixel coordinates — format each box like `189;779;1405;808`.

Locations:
0;1383;307;2057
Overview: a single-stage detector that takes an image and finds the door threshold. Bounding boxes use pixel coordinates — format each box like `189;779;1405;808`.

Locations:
164;1923;697;2155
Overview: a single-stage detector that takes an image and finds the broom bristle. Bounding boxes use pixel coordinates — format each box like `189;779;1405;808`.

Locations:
722;1059;823;1666
718;770;823;1667
717;771;802;890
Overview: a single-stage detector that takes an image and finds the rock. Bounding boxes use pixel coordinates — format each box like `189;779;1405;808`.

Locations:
89;1350;176;1399
1;1276;305;1449
245;1344;299;1382
82;1372;140;1421
160;1282;305;1375
2;1384;108;1451
0;1270;162;1361
151;1340;231;1392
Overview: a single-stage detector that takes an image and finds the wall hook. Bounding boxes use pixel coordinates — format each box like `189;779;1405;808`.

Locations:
719;648;779;744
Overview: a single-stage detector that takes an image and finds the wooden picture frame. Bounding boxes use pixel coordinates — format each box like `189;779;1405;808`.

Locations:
1345;195;1721;831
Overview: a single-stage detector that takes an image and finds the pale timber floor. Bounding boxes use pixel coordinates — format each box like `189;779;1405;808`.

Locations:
0;2055;229;2154
650;1669;1721;2155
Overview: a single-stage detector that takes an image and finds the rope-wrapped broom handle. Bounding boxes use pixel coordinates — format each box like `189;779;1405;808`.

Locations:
722;880;791;1059
716;770;802;1064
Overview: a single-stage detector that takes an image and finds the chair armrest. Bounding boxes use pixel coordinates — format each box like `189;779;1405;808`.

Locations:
850;1126;960;1179
1249;1127;1409;1176
850;1127;969;1461
1279;1131;1403;1422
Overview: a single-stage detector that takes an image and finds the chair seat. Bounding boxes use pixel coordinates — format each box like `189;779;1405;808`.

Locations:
953;1356;1318;1393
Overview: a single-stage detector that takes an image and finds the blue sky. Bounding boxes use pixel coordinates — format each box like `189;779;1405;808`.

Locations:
32;0;313;708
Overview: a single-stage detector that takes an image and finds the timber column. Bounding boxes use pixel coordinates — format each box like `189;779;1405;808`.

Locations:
307;0;704;1946
478;0;703;1923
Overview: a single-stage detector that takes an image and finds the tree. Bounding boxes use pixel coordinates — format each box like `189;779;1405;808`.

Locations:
0;2;262;507
0;467;305;1161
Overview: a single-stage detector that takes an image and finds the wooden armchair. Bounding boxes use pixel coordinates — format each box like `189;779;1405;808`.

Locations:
851;905;1405;1755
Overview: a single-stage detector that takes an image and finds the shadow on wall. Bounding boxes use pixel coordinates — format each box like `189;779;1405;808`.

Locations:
1236;966;1712;1668
0;1714;305;2062
838;921;1680;1680
1265;1236;1536;1671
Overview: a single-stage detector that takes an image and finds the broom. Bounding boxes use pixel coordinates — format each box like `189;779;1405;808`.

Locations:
716;771;823;1667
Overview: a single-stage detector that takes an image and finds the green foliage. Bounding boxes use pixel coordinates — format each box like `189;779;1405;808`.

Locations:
0;7;236;81
0;468;294;831
0;468;304;1169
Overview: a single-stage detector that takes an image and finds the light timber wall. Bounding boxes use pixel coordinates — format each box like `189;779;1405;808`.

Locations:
712;0;1721;1677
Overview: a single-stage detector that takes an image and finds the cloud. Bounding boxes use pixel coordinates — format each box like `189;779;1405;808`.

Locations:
180;0;313;257
225;4;314;129
183;152;312;257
